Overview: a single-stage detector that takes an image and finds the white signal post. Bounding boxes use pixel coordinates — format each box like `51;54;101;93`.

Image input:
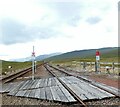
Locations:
35;61;37;73
95;50;100;72
32;46;35;80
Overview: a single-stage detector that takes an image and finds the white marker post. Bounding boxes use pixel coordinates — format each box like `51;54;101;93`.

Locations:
35;61;37;73
32;46;35;80
95;50;100;72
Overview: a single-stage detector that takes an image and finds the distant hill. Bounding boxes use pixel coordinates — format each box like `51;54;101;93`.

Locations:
10;52;62;62
8;47;119;62
35;52;62;61
10;57;32;62
45;47;119;61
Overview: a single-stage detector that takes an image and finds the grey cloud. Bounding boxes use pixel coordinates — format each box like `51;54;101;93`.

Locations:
1;19;59;45
1;19;29;44
86;17;101;24
68;16;81;26
48;2;83;26
52;2;81;18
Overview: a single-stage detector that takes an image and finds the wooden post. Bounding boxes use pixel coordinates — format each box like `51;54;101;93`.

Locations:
112;62;115;74
83;62;86;71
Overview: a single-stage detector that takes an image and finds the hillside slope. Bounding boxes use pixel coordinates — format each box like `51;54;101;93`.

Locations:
45;47;119;61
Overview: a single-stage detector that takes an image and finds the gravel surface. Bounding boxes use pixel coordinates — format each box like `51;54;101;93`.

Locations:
1;93;120;106
85;97;120;105
1;93;61;106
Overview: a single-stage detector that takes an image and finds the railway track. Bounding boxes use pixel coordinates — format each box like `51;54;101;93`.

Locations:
1;64;43;84
44;64;87;107
1;63;119;106
47;64;120;98
1;67;32;84
44;64;119;105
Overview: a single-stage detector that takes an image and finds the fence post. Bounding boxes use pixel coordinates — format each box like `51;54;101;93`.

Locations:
83;62;86;71
112;62;115;74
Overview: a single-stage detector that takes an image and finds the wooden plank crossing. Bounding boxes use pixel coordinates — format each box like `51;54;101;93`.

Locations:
93;82;120;96
19;80;30;90
24;89;32;97
0;83;11;93
55;86;69;102
59;76;115;100
47;78;51;87
8;81;25;96
58;85;75;102
31;79;40;89
0;81;24;93
28;89;36;98
34;88;40;98
39;78;45;88
35;79;42;89
50;86;61;101
6;77;76;102
40;88;46;100
46;87;53;100
79;76;120;97
1;76;118;103
5;77;76;102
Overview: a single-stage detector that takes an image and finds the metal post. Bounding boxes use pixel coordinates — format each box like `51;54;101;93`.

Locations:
32;46;35;80
95;61;97;72
95;50;100;73
32;58;34;80
35;61;36;73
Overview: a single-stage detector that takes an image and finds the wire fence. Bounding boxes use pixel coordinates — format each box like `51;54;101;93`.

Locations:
60;61;120;75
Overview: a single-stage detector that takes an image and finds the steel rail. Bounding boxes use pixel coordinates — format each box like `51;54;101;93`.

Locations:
1;63;44;84
44;64;87;107
49;64;120;98
1;67;32;83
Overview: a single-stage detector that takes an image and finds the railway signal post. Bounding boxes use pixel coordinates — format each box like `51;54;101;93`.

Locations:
32;46;35;80
35;61;37;73
95;50;100;73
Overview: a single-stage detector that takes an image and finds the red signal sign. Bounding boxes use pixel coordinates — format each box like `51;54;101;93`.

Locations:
96;50;100;56
32;52;35;56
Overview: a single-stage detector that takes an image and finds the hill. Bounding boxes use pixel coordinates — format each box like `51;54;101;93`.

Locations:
45;47;119;62
10;52;62;62
35;52;62;61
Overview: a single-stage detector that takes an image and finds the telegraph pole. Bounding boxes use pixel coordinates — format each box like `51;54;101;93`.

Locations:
32;46;35;80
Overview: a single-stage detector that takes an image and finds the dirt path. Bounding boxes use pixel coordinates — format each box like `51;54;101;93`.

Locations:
12;65;53;82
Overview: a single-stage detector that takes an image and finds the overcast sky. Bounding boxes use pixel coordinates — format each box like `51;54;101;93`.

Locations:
0;0;119;61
